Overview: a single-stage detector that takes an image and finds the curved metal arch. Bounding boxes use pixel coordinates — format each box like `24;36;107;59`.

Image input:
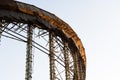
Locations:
0;1;86;80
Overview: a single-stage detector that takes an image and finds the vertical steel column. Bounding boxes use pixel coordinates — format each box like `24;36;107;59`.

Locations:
73;52;81;80
78;55;86;80
25;25;33;80
64;42;70;80
76;53;81;80
77;53;82;80
79;60;85;80
0;21;2;41
49;32;56;80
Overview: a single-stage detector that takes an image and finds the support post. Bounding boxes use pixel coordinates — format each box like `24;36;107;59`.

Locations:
25;25;33;80
0;21;2;42
49;32;56;80
73;52;81;80
64;42;70;80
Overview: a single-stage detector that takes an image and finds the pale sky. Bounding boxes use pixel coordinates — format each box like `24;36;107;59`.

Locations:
0;0;120;80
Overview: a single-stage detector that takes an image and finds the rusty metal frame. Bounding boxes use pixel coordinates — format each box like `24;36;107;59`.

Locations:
0;1;86;80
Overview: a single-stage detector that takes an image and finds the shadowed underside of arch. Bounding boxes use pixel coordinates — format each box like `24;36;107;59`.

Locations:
0;1;86;80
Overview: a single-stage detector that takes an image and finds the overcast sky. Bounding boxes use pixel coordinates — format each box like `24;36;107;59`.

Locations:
0;0;120;80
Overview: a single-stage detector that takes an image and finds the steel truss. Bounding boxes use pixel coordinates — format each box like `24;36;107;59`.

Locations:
0;1;86;80
0;20;84;80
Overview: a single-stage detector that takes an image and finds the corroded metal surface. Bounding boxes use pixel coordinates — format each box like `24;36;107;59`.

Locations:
0;1;86;79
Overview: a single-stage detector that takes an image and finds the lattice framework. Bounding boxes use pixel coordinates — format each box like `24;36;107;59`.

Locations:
0;1;86;80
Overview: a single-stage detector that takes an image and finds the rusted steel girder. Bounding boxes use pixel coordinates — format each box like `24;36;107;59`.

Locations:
0;1;86;67
0;0;14;5
49;32;56;80
64;42;70;80
0;1;86;80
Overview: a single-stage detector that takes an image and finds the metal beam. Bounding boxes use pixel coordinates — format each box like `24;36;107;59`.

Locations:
49;32;56;80
0;21;2;43
64;42;70;80
73;52;81;80
25;25;33;80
